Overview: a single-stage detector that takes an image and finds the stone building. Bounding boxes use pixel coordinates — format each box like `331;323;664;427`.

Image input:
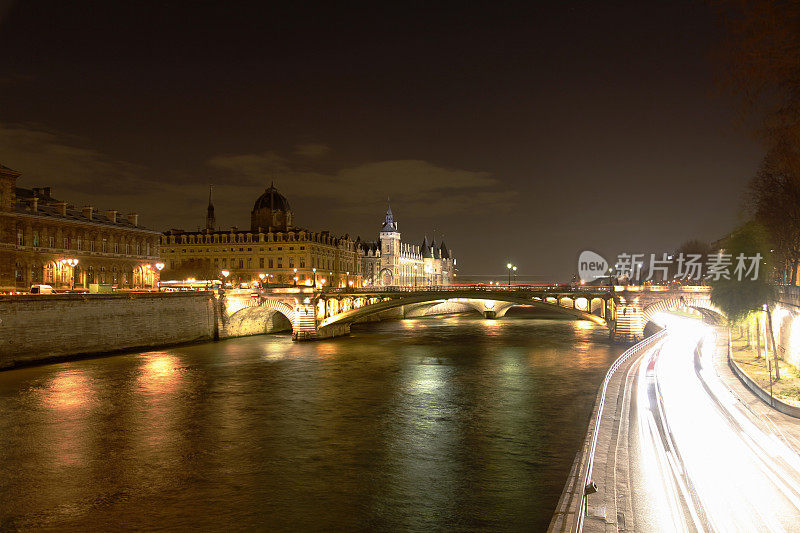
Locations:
360;206;456;286
0;164;163;291
160;184;363;287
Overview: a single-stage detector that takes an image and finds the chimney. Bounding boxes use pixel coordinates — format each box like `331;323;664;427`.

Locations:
127;212;138;226
30;197;38;212
82;206;94;220
105;210;118;223
43;187;51;198
54;201;68;216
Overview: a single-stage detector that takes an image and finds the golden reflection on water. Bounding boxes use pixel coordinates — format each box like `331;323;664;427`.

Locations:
41;371;94;411
137;351;182;394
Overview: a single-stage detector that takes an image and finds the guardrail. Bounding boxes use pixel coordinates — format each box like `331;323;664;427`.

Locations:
575;328;668;532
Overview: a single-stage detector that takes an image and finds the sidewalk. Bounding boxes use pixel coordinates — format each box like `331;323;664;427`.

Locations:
712;326;800;451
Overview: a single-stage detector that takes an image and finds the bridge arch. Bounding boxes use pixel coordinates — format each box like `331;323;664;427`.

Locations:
316;291;608;331
640;294;722;327
226;297;296;337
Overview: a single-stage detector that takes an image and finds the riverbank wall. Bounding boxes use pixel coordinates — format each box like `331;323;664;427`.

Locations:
0;292;215;369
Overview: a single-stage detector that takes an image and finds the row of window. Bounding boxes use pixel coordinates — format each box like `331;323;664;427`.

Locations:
165;232;351;247
16;230;152;256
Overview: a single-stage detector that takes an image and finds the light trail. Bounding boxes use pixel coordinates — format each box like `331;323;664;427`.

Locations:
633;316;800;532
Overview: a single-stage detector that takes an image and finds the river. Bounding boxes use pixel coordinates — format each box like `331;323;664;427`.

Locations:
0;312;622;531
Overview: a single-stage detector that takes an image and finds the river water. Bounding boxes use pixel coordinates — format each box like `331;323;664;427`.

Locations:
0;312;622;531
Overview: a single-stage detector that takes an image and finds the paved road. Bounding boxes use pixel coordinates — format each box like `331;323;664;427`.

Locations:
627;318;800;532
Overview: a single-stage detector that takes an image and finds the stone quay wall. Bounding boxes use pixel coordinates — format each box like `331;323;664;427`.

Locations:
0;292;216;369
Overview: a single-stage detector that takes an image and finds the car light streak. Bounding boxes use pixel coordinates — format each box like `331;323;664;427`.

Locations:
635;315;800;532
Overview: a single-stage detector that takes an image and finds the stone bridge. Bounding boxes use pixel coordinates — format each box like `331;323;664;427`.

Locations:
216;285;718;343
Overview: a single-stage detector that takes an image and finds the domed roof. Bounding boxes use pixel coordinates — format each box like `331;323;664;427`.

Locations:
253;184;291;212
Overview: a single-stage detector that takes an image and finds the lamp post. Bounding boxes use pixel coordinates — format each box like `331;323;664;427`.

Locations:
507;263;513;286
154;262;164;291
513;265;517;285
66;258;79;291
346;271;350;289
259;272;266;289
293;268;297;286
312;267;317;289
221;269;230;289
413;265;417;287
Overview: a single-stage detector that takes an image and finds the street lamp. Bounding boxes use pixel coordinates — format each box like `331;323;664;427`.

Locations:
259;272;266;289
221;269;230;289
507;263;513;286
293;268;297;286
312;267;317;289
513;265;517;285
65;258;79;291
346;271;350;289
154;262;164;291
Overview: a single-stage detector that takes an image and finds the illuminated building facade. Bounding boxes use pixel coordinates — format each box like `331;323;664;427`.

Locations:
0;164;162;291
360;206;456;286
160;184;363;287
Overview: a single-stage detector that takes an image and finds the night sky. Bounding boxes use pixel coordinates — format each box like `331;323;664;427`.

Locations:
0;1;763;281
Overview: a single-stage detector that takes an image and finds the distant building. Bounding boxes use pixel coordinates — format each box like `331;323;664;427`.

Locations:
160;184;363;287
360;205;456;286
0;164;162;291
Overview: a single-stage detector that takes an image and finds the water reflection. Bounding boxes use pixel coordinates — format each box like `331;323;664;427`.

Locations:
0;315;622;531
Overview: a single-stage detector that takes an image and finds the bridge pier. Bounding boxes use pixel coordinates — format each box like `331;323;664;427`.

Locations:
483;310;497;319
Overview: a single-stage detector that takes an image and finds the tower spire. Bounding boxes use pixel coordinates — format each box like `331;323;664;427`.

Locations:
205;184;215;231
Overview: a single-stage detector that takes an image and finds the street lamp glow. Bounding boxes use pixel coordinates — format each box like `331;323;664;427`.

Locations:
221;270;230;278
259;273;266;280
155;262;165;271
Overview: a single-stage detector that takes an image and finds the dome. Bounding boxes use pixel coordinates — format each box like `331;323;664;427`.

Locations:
250;183;294;231
253;185;291;212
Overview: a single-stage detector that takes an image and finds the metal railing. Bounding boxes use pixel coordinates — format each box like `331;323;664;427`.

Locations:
575;328;668;532
321;284;613;294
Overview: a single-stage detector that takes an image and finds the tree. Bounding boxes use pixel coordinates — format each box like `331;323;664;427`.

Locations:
748;155;800;283
715;0;800;166
710;221;780;378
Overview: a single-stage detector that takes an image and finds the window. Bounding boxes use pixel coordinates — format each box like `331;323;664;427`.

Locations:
289;258;294;268
300;259;306;268
300;246;305;250
268;259;273;268
247;247;252;251
16;230;23;246
77;237;82;251
64;237;69;249
214;258;219;266
170;260;175;269
238;259;243;269
230;257;235;267
259;258;264;268
137;244;141;255
146;243;150;256
125;243;130;254
114;242;119;253
247;258;252;268
289;247;294;250
102;238;107;252
33;231;39;247
277;247;282;251
89;240;95;252
222;258;227;267
48;236;54;248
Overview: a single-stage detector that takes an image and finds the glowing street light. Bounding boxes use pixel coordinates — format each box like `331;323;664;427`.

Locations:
154;262;165;291
507;263;515;286
220;269;230;288
62;258;79;290
312;267;317;288
293;268;298;286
